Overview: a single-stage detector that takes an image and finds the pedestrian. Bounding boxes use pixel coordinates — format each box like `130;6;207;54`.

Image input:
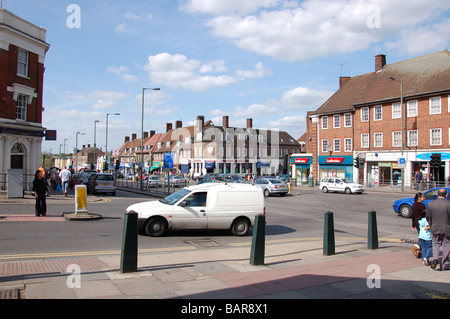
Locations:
411;192;426;258
415;170;423;190
32;170;47;216
80;168;88;187
49;168;59;195
59;166;71;196
426;189;450;271
418;211;433;266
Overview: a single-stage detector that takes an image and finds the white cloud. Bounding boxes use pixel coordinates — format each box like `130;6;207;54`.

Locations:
279;86;333;110
144;52;271;91
211;103;278;118
106;66;138;82
65;90;129;110
183;0;450;61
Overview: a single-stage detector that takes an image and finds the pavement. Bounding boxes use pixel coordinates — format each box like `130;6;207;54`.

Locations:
1;185;449;305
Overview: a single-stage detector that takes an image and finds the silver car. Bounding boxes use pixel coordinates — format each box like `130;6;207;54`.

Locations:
164;175;187;188
254;177;289;197
146;175;163;188
87;173;116;195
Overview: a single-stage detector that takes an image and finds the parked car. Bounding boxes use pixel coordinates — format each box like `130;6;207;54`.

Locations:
254;177;289;197
393;187;450;218
126;183;265;237
319;177;365;194
87;173;116;195
165;175;187;187
146;175;163;188
217;174;241;183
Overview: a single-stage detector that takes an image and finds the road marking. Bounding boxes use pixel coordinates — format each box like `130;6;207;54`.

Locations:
0;246;197;261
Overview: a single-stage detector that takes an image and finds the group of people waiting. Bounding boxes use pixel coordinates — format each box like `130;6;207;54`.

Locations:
411;189;450;271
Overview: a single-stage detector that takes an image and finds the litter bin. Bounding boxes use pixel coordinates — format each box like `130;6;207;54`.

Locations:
308;177;314;187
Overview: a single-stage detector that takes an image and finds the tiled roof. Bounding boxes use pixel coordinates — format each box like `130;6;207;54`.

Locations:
313;50;450;115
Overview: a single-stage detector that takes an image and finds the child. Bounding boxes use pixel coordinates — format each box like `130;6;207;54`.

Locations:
417;211;432;266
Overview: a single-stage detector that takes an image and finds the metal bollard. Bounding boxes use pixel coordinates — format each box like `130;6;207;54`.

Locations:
323;211;335;256
250;214;265;265
368;211;378;250
120;211;138;273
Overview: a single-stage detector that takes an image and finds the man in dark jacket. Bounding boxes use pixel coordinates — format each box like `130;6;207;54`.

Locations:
426;189;450;270
32;170;48;217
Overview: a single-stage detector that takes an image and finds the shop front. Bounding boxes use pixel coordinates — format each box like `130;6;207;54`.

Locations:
318;156;354;181
365;152;404;187
291;155;312;184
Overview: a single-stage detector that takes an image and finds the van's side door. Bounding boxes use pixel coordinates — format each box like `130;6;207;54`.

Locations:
172;191;208;229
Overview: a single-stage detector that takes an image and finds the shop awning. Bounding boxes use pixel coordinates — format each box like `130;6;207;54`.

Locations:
205;161;216;169
256;162;270;168
150;161;163;171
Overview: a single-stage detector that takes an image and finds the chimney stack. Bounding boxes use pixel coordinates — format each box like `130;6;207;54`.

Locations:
132;133;137;140
143;132;148;139
166;123;173;132
375;54;386;72
223;116;229;129
247;118;253;129
339;76;351;89
150;130;155;137
125;136;130;143
176;120;182;128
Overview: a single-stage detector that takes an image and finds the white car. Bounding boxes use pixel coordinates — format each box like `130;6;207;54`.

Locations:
126;183;265;237
319;177;365;194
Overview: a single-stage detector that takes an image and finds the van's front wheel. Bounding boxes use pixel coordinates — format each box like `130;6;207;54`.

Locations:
145;217;167;237
231;218;250;236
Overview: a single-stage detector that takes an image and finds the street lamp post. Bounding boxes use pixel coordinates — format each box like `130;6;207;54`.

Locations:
106;113;120;172
140;87;160;190
75;131;85;172
94;120;99;170
389;77;404;192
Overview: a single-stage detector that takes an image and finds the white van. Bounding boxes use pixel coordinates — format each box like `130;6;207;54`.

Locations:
126;183;265;237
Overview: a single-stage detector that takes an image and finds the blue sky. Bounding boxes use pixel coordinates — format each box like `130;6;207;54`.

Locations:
5;0;450;153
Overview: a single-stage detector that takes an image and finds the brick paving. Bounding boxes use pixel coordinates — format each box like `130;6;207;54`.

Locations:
0;214;65;222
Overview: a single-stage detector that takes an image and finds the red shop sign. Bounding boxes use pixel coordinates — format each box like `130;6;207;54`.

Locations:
325;157;344;164
294;158;310;163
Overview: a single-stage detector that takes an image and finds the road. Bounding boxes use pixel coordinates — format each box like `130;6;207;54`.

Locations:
0;187;415;261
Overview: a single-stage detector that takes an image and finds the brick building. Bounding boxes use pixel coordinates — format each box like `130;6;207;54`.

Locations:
0;8;49;188
306;50;450;188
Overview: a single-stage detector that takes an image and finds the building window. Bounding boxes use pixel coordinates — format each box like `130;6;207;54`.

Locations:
16;94;27;121
333;139;341;152
430;128;442;146
321;116;328;129
407;100;418;117
392;131;402;147
407;130;418;147
333;115;340;128
344;113;352;127
17;49;29;77
392;102;401;119
344;138;352;152
322;139;328;152
429;97;441;115
374;133;383;147
361;133;369;148
361;107;369;122
374;105;382;120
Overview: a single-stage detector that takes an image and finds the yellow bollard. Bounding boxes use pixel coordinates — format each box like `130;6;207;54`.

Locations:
75;185;88;215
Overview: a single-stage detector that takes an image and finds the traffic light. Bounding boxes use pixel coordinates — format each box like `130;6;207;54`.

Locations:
354;156;360;168
430;153;441;168
105;162;109;171
115;160;120;171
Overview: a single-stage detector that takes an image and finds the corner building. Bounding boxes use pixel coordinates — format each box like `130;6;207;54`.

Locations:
307;50;450;188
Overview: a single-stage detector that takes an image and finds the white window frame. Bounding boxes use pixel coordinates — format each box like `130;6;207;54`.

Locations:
392;102;401;119
361;107;369;122
392;131;402;147
333;115;340;128
407;100;418;117
429;96;441;115
344;138;352;152
430;128;442;146
321;116;328;129
344;113;352;127
322;139;328;152
374;133;383;148
374;105;382;121
333;139;341;152
16;94;27;121
17;49;29;78
407;130;418;147
361;133;369;148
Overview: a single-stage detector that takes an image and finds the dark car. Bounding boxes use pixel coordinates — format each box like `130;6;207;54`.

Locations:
392;187;450;218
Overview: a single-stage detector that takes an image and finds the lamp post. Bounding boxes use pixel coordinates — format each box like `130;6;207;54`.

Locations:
94;120;99;170
389;77;404;192
75;131;85;172
140;87;160;190
106;113;120;171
